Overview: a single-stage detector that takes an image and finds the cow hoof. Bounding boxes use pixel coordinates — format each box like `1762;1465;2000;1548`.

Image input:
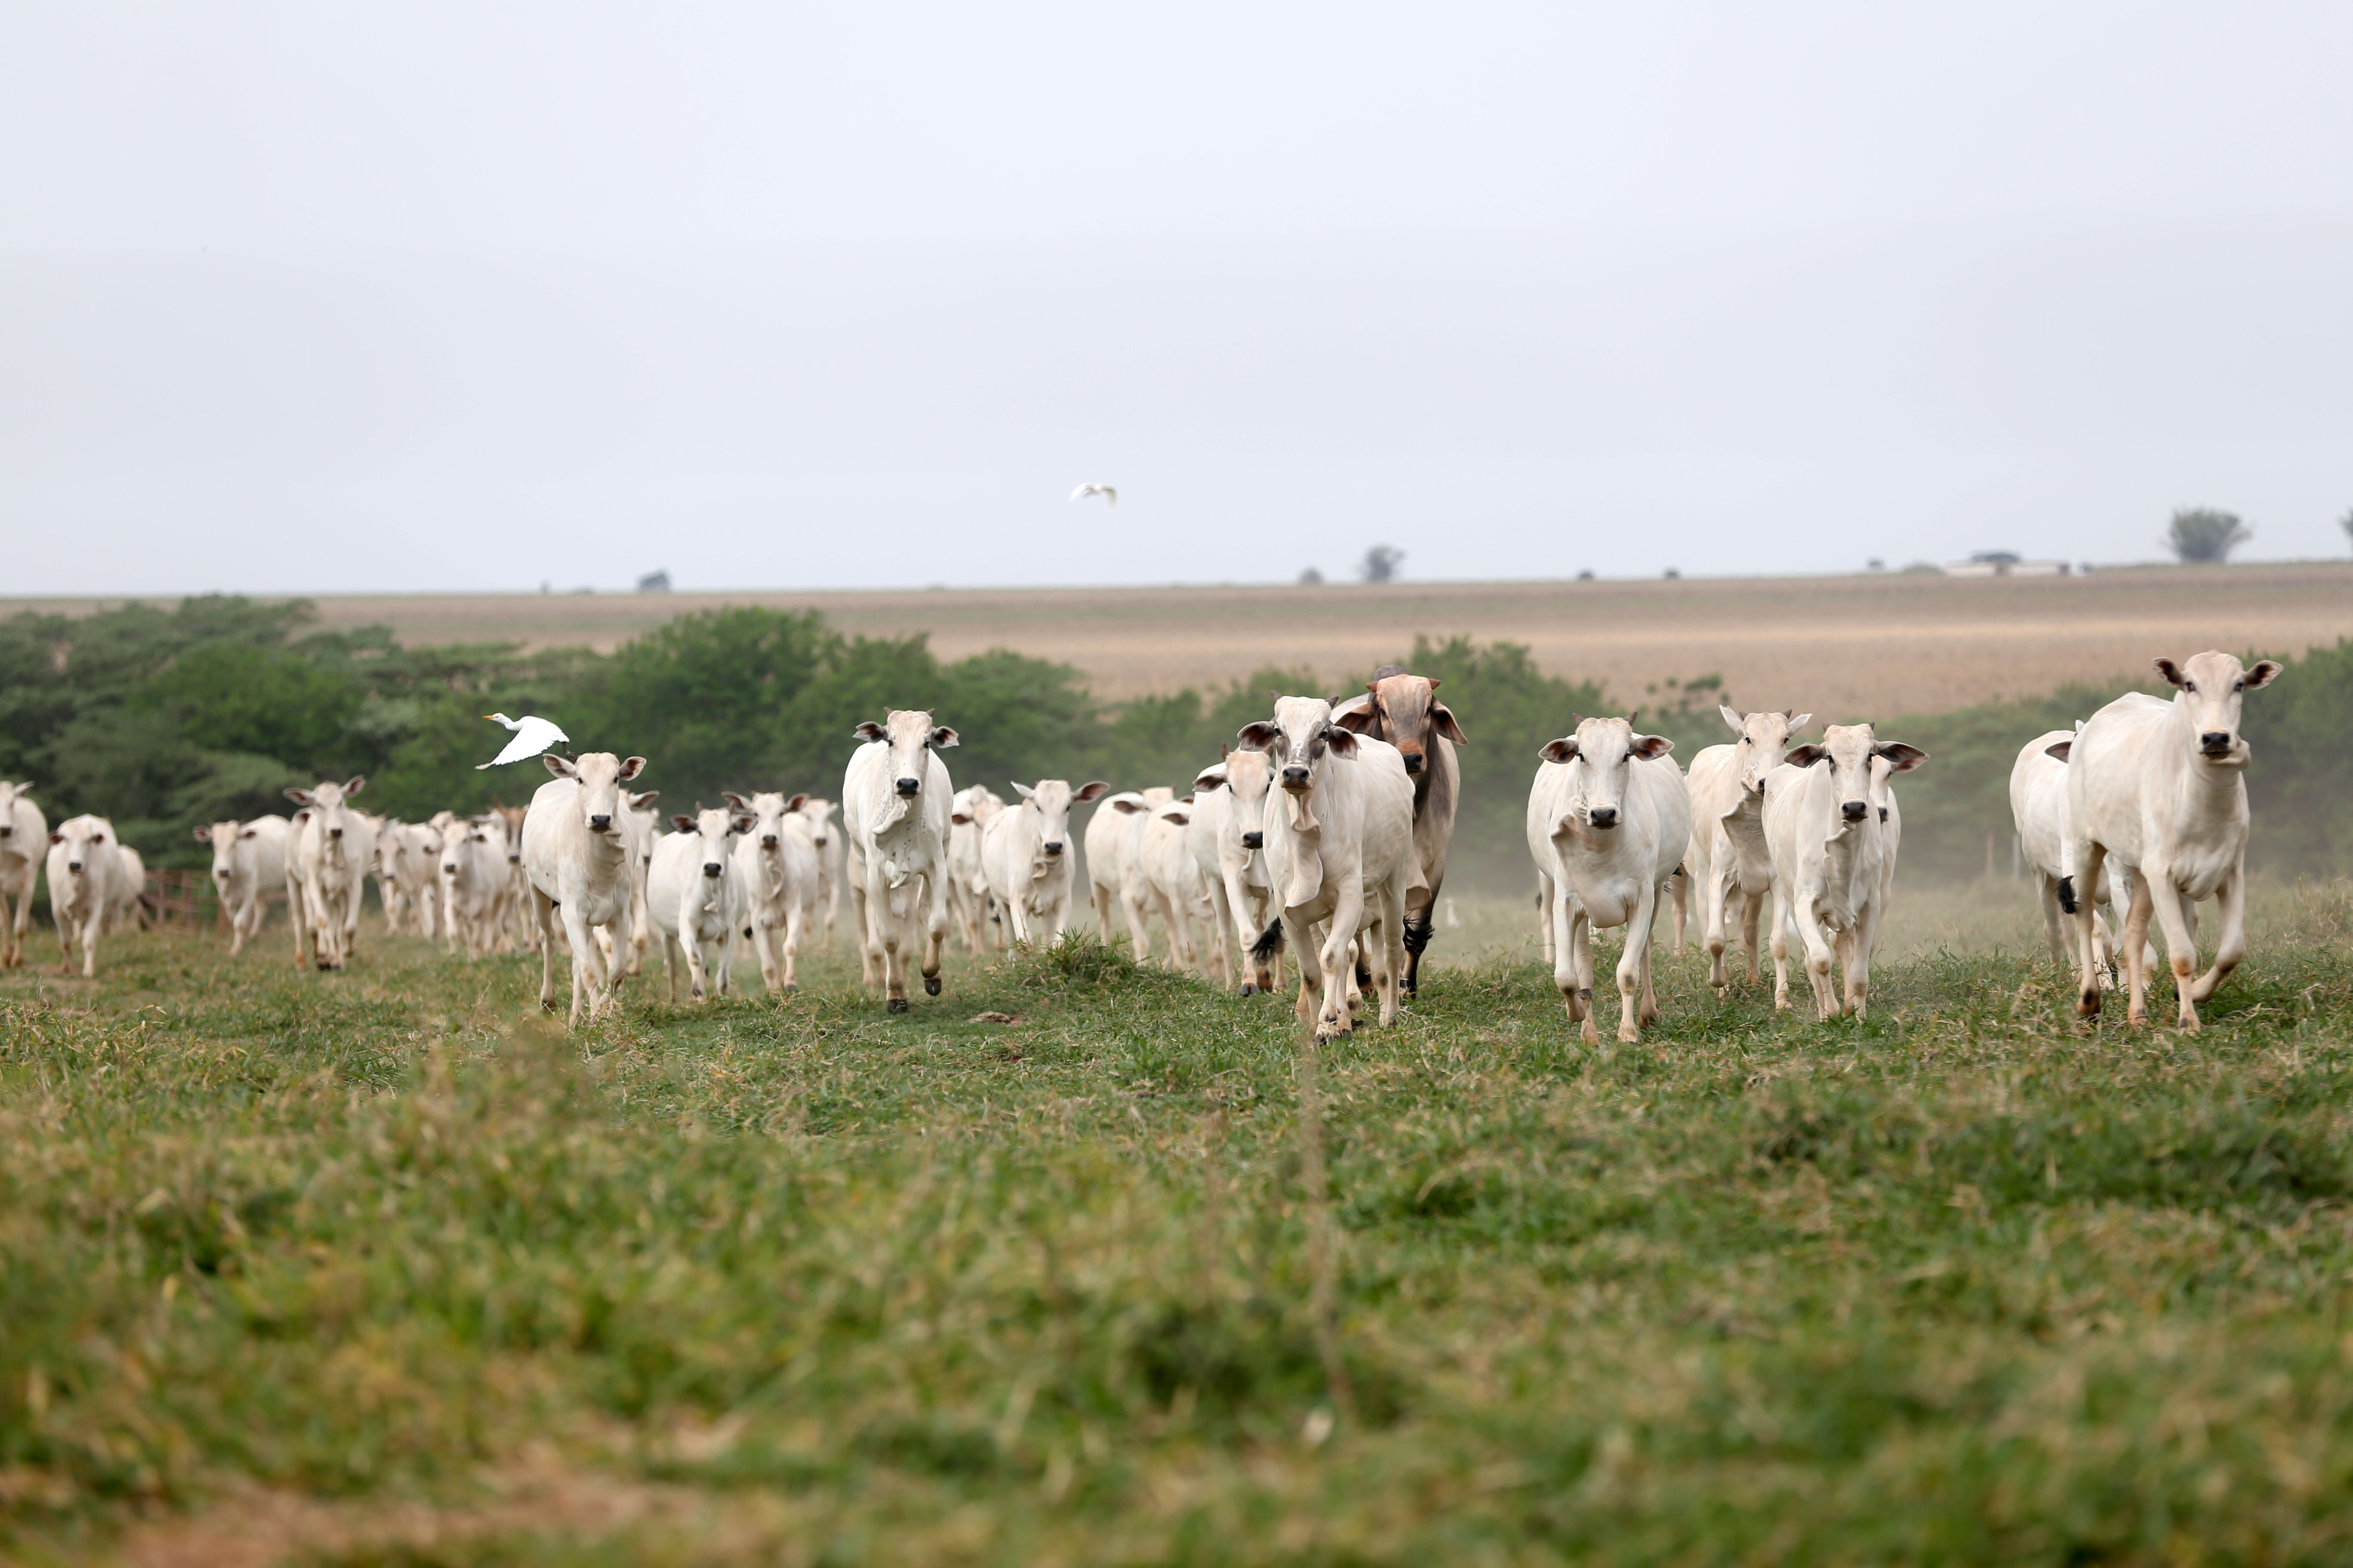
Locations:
887;997;910;1014
924;975;942;996
1238;983;1256;996
541;999;560;1013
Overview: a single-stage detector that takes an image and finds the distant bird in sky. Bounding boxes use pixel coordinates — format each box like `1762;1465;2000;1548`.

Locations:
1069;483;1117;506
479;712;569;768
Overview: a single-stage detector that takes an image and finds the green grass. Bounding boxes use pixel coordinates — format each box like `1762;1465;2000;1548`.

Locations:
6;886;2353;1565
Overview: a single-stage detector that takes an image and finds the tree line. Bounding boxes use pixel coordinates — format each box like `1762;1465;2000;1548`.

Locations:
3;596;2344;892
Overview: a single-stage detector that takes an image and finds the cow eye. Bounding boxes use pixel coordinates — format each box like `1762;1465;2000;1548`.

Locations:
2184;681;2196;692
2233;679;2244;691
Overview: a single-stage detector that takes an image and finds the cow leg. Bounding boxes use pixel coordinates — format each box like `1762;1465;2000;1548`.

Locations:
1702;859;1732;992
2037;873;2067;967
561;904;605;1024
1377;875;1408;1027
1120;882;1154;958
1569;906;1600;1046
752;920;782;991
1737;889;1763;987
2191;868;2246;1007
1667;867;1689;957
1787;893;1836;1020
2138;867;2203;1030
1313;886;1364;1037
532;891;560;1011
1203;868;1238;989
1616;884;1659;1044
2118;870;2157;1026
921;872;948;996
2071;841;2111;1018
781;900;805;990
682;913;711;1002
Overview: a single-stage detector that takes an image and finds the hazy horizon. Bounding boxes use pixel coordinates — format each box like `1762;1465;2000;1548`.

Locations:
7;3;2351;596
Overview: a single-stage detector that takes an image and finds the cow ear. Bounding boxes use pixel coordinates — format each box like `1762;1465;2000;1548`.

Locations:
950;812;972;825
2044;740;2073;762
12;784;29;796
617;756;646;781
671;815;696;833
2244;659;2282;689
193;826;212;842
1324;726;1360;758
930;726;960;749
1432;704;1469;745
1787;711;1813;732
2154;657;2187;687
723;791;750;810
1631;734;1674;760
854;721;888;743
1235;721;1280;753
1010;781;1036;800
285;787;316;805
1785;744;1830;768
1165;808;1190;825
1192;770;1224;793
1111;798;1146;815
1720;704;1746;734
1219;742;1230;760
786;792;809;812
1331;705;1377;734
1876;743;1928;773
1071;780;1110;803
1426;678;1440;691
48;830;64;844
1539;737;1579;764
543;755;578;780
732;813;758;835
344;776;366;797
630;790;661;808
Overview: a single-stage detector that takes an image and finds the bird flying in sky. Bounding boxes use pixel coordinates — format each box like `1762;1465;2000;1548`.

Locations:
479;713;569;768
1068;483;1117;506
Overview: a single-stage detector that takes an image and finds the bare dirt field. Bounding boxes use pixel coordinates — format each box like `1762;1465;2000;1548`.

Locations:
11;561;2348;715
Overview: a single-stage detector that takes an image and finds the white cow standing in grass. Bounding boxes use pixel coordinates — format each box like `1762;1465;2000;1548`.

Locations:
1526;716;1690;1044
841;711;957;1012
1139;795;1218;978
598;788;662;980
437;815;512;960
1762;723;1926;1020
649;803;752;1003
46;814;140;977
373;821;442;938
1;780;49;968
285;778;377;972
728;790;818;991
1188;750;1283;995
1112;786;1181;955
1082;790;1145;945
946;785;1007;953
2066;652;2280;1030
2010;726;2138;973
981;778;1110;946
198;815;289;956
1683;706;1809;993
1236;696;1416;1037
794;797;843;948
522;751;649;1025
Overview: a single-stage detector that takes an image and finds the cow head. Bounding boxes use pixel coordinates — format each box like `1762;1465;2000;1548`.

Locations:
1009;779;1108;864
50;815;108;875
1537;716;1674;831
728;790;807;854
948;785;1004;830
795;797;834;850
670;803;752;880
1236;694;1359;804
1196;746;1276;853
543;751;647;836
2155;651;2280;766
1334;669;1469;777
0;780;29;839
285;776;367;844
1783;723;1926;827
1719;704;1814;796
854;711;957;798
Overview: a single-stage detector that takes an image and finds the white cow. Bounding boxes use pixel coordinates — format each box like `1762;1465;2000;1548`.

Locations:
598;788;663;980
946;785;1008;953
0;781;48;968
1236;695;1416;1036
2066;652;2280;1030
1189;750;1283;995
981;778;1112;947
285;778;378;972
373;821;441;938
650;803;752;1003
1683;706;1811;992
46;815;139;977
1140;795;1219;977
196;815;289;956
522;751;650;1025
1763;723;1926;1020
794;797;844;948
841;711;958;1012
1084;791;1145;942
2010;726;2138;972
728;790;818;991
1112;786;1182;955
1526;716;1691;1044
437;815;511;960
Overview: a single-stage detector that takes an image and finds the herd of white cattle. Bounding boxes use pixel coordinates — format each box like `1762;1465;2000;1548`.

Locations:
0;650;2279;1037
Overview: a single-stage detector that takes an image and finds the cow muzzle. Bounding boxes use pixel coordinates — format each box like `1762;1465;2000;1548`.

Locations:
2199;731;2234;757
1241;830;1263;849
895;776;921;797
1282;766;1310;790
1587;807;1618;829
703;862;723;878
0;825;11;837
443;863;459;875
1043;840;1064;857
328;827;343;840
588;813;613;832
67;861;83;874
762;834;779;849
1401;750;1423;775
1842;800;1869;822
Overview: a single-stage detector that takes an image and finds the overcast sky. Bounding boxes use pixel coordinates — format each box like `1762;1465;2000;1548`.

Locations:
5;2;2350;595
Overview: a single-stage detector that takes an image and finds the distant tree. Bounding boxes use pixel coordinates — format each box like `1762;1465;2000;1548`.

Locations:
1356;545;1405;583
1297;566;1324;586
2340;506;2352;553
2166;507;2251;564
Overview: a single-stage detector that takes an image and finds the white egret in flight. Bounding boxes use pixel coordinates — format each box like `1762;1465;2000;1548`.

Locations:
1069;483;1117;506
479;713;570;769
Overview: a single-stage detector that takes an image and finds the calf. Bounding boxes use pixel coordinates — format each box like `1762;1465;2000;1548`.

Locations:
1526;716;1690;1044
728;790;817;990
2067;652;2280;1030
46;815;139;976
373;820;442;938
650;803;753;1002
1140;795;1220;979
1189;750;1282;994
1332;666;1467;993
1762;723;1925;1020
841;710;957;1012
1236;695;1416;1037
285;777;378;971
522;751;650;1025
197;815;289;956
2010;727;2133;971
0;781;48;968
982;778;1111;945
794;797;844;949
1682;706;1810;992
438;815;512;960
946;786;1007;952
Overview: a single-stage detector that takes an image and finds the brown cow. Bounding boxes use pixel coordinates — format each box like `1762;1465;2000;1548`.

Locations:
1332;664;1467;995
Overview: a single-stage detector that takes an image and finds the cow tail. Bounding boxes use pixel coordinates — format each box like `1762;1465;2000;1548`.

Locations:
1250;918;1287;961
2056;876;2078;915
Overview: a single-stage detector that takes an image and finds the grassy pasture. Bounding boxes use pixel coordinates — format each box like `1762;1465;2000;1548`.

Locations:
6;883;2353;1565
